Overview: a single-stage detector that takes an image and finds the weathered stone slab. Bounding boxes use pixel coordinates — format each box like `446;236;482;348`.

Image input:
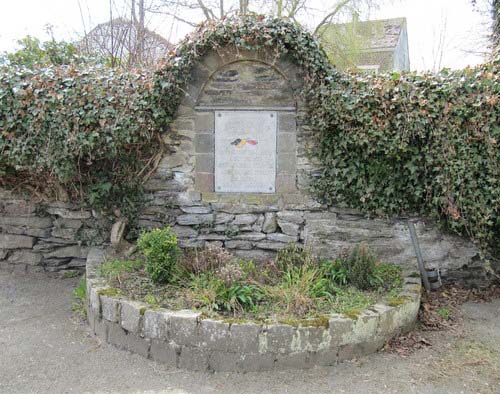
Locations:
180;206;212;214
53;218;83;229
277;221;300;236
178;346;209;371
229;322;262;354
215;110;277;193
214;213;234;224
101;295;120;323
256;241;289;250
169;310;201;346
198;319;230;351
0;234;35;249
277;211;305;225
51;227;79;240
150;340;179;366
2;201;37;216
266;233;298;243
232;214;258;225
0;225;51;238
233;232;266;241
44;245;88;259
0;216;52;229
171;225;198;238
46;207;92;219
260;324;296;354
120;300;146;334
176;214;214;226
7;250;42;265
225;240;252;249
143;309;171;340
262;212;277;233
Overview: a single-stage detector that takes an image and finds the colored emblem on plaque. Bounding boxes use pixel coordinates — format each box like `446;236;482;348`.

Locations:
230;138;258;149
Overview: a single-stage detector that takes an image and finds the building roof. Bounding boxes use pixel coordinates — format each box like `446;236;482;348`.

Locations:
333;17;407;52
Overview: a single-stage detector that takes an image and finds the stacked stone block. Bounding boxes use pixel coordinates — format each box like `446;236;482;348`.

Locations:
0;189;107;273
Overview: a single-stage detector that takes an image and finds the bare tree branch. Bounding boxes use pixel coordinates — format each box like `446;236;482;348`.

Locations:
314;0;352;36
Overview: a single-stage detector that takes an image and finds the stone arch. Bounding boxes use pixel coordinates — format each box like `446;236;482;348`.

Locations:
196;59;296;109
167;46;309;195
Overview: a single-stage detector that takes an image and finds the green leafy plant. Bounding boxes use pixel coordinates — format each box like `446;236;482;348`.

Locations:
187;272;262;314
321;259;348;286
137;227;180;284
0;36;97;67
437;307;452;320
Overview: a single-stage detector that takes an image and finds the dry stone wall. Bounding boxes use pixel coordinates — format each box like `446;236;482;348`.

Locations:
0;189;108;274
0;45;486;283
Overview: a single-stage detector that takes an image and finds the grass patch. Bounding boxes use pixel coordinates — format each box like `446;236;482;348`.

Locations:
72;275;87;319
101;258;144;281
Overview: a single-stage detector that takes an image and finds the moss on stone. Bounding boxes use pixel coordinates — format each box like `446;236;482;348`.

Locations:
342;308;363;320
97;287;121;297
386;296;411;307
221;317;253;325
277;315;330;328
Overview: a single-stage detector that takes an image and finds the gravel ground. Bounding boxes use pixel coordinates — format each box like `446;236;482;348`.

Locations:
0;270;499;394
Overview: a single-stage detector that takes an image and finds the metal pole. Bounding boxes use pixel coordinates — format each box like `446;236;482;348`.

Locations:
408;221;431;292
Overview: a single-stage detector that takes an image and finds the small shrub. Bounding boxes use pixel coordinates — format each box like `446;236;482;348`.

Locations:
215;262;244;287
137;227;179;284
180;244;233;274
275;244;316;272
342;243;378;290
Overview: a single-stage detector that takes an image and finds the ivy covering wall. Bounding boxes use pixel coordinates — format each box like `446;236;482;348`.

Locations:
0;17;498;254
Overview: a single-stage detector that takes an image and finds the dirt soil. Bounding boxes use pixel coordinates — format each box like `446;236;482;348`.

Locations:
1;270;499;394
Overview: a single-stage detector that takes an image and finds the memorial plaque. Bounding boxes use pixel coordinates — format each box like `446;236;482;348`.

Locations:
215;111;277;193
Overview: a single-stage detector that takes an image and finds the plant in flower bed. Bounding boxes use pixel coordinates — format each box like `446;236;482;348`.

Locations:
100;227;403;321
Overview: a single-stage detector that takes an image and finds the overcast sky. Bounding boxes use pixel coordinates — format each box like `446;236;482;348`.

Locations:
0;0;493;71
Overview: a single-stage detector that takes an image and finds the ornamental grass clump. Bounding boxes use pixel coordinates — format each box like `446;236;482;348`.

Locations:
137;227;179;284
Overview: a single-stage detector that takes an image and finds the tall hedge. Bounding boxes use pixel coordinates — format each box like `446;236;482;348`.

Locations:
0;17;498;254
310;64;499;253
0;66;159;216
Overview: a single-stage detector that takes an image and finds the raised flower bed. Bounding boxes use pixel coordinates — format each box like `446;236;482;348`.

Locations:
85;228;421;371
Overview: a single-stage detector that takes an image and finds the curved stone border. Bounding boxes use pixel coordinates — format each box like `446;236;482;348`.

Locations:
86;248;421;372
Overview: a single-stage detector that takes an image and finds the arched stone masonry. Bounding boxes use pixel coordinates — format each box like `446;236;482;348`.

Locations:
139;44;479;274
